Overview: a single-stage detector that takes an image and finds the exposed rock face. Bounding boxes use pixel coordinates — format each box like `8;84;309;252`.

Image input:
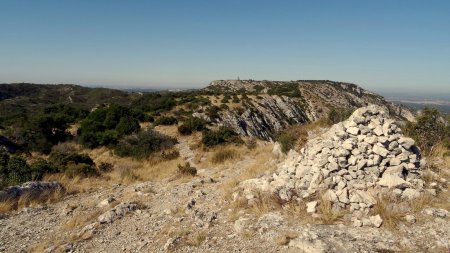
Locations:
0;181;63;201
239;105;424;213
220;96;309;140
205;80;414;140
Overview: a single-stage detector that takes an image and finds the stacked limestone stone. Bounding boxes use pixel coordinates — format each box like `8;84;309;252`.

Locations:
241;105;425;213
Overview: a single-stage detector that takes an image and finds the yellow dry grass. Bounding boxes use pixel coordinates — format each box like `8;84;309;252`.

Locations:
186;231;207;247
0;198;16;213
0;188;65;214
220;143;274;201
283;201;315;224
371;195;405;230
211;148;239;164
408;193;436;213
316;196;345;225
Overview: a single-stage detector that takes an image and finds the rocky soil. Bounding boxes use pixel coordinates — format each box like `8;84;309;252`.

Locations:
0;106;449;253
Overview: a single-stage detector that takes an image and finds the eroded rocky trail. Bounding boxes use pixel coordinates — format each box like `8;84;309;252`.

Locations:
1;106;449;253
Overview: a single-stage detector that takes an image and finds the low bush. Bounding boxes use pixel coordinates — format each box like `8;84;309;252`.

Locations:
277;133;296;154
221;95;231;103
154;116;178;126
49;151;97;178
0;153;32;189
161;149;180;161
267;83;301;97
404;108;449;155
49;152;94;167
177;162;197;176
201;126;242;147
30;159;59;180
276;124;310;154
65;163;99;178
205;105;221;120
114;129;177;160
327;108;354;124
78;104;142;148
178;117;207;135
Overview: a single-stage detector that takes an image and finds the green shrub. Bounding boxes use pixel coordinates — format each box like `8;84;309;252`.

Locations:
178;117;207;135
114;129;177;160
0;155;32;187
154;116;178;126
181;96;211;111
177;162;197;176
143;114;155;123
49;152;94;167
327;108;354;124
201;126;242;147
211;149;238;164
0;152;65;189
404;108;449;155
277;132;296;154
267;83;301;97
78;104;141;148
30;158;59;180
232;95;240;103
205;105;221;120
65;163;99;178
131;93;176;113
115;116;140;135
221;95;231;103
253;85;264;93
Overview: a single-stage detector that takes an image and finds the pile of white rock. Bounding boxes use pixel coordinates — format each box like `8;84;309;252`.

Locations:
240;105;426;213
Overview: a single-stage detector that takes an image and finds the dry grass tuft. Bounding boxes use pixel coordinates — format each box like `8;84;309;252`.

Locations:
249;192;284;217
0;188;65;214
314;196;345;225
408;193;436;213
186;231;207;247
177;162;197;176
0;198;17;213
371;195;405;230
211;148;239;164
283;201;314;224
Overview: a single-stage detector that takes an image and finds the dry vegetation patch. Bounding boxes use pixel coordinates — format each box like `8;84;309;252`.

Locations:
371;196;405;231
211;148;239;164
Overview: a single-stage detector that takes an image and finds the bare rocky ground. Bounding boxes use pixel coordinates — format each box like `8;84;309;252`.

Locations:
1;123;449;253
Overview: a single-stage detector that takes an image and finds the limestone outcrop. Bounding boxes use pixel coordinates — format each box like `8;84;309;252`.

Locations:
204;80;415;141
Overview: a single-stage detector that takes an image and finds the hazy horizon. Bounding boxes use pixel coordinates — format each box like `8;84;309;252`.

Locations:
1;1;449;96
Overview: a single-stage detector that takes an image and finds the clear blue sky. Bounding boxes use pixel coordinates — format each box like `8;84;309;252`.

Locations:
0;0;449;97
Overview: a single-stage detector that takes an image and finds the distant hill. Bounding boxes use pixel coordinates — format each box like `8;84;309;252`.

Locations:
0;80;415;140
0;83;139;126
